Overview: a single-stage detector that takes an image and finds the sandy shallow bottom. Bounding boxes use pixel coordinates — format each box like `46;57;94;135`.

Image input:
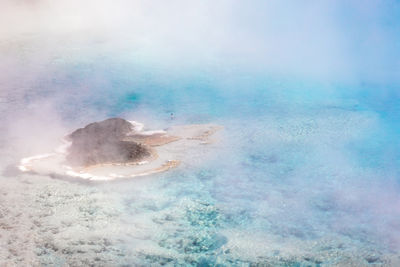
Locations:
1;172;400;266
2;112;400;266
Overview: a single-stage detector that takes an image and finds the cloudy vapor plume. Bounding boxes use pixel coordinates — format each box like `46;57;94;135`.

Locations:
1;0;400;265
1;0;399;82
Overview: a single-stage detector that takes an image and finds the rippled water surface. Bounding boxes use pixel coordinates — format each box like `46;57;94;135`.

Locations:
0;56;400;266
1;35;400;266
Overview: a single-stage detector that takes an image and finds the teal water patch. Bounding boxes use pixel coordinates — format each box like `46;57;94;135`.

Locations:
12;56;400;264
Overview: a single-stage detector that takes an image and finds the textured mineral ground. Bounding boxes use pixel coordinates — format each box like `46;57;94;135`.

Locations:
18;118;222;181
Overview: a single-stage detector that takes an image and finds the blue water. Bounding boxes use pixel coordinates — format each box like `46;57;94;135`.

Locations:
3;53;400;265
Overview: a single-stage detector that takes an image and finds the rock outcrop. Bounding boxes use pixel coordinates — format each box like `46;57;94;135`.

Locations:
18;118;221;180
66;118;150;167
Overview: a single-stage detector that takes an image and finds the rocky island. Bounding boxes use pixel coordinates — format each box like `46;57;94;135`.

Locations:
18;118;222;181
66;118;151;167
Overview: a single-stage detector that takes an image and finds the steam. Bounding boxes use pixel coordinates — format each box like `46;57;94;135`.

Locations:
0;0;400;263
0;0;399;82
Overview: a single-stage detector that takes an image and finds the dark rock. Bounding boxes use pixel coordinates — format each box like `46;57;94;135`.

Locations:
66;118;150;167
365;255;380;264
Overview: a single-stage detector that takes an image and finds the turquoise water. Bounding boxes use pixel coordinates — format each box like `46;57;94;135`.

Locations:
1;1;400;264
4;55;398;265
